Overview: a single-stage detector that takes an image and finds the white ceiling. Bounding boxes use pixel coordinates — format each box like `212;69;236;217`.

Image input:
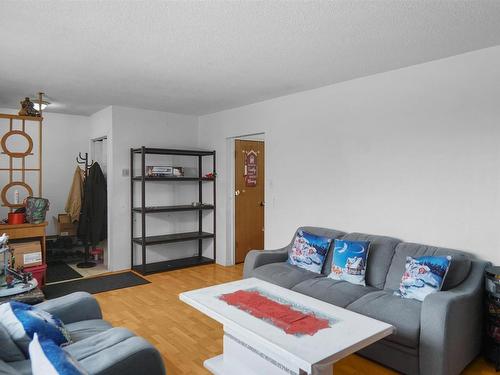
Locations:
1;1;500;116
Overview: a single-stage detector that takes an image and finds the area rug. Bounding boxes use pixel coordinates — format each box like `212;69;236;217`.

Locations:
43;272;150;300
46;261;83;284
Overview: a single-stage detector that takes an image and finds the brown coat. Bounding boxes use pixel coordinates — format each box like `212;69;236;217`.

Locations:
65;166;84;222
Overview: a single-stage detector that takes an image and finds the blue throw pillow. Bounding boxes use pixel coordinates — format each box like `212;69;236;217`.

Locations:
29;333;87;375
287;230;332;273
395;256;451;301
0;301;71;355
328;239;370;286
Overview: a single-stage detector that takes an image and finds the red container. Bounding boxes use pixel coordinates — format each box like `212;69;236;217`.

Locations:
8;212;25;225
24;264;47;287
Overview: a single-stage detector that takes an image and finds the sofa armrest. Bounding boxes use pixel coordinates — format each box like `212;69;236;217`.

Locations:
35;292;102;324
77;336;166;375
243;247;289;278
420;260;488;375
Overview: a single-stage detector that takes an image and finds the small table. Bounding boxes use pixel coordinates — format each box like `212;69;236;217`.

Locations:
180;278;394;375
0;222;47;263
0;286;45;305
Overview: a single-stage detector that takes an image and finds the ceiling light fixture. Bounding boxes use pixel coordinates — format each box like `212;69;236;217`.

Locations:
31;96;50;111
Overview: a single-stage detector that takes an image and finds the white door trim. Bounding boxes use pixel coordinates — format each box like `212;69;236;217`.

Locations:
225;132;265;266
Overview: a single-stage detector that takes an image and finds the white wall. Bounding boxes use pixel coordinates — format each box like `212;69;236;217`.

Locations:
0;108;90;235
199;46;500;266
109;106;200;271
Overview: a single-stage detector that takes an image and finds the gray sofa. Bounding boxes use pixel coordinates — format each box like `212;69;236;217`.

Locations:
0;292;165;375
244;226;488;375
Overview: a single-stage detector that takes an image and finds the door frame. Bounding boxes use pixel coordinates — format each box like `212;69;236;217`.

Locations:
89;135;110;269
226;132;266;266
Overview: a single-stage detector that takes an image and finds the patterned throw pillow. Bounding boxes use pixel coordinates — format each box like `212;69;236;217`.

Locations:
287;230;333;274
395;256;451;301
0;301;71;355
328;239;370;286
29;333;87;375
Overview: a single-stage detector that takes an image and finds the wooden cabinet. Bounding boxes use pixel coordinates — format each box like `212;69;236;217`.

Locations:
0;222;47;263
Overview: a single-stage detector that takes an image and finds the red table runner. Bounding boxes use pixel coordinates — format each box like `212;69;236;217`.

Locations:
219;289;330;336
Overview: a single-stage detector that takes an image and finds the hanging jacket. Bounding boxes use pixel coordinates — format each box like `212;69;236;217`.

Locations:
78;162;107;246
65;166;85;222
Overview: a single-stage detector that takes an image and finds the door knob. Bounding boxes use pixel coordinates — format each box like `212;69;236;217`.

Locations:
260;202;265;207
235;190;240;196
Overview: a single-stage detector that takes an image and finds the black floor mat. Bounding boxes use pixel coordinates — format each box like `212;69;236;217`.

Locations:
46;261;83;283
42;272;150;299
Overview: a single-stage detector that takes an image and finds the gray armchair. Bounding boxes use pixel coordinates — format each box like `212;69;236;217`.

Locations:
0;292;166;375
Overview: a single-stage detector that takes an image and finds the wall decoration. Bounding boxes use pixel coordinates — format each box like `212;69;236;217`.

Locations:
244;150;257;187
18;97;40;117
0;93;44;212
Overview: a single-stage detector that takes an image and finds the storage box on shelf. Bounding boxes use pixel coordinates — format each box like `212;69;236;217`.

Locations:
54;213;77;237
11;241;43;268
130;147;216;275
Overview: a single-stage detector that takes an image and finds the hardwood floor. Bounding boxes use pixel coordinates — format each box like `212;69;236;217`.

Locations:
94;264;495;375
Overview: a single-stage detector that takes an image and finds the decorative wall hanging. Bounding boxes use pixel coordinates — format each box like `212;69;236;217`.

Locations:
244;150;258;187
0;93;44;212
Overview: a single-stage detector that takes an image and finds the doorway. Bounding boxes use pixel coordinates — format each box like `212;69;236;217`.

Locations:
234;139;265;263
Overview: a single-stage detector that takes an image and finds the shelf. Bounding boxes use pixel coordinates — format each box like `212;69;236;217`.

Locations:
133;231;214;246
133;256;214;275
132;148;215;156
132;176;215;181
0;114;43;122
132;204;214;213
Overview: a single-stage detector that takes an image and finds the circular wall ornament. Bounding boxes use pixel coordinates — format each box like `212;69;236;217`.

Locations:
1;130;34;158
1;181;33;208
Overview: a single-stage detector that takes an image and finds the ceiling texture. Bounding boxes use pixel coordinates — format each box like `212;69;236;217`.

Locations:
1;1;500;116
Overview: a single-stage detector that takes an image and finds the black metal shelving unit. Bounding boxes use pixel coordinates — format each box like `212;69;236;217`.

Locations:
485;266;500;371
130;147;216;275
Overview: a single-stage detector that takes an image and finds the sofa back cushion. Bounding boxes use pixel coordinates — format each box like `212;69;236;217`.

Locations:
290;227;346;275
340;233;401;289
385;242;472;291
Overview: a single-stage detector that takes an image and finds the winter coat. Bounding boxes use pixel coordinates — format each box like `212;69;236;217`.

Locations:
65;166;85;222
78;162;107;246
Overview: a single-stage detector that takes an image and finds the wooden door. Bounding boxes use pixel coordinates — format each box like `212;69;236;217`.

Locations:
235;140;265;263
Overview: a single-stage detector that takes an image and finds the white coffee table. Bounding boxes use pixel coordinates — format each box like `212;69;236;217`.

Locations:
180;278;394;375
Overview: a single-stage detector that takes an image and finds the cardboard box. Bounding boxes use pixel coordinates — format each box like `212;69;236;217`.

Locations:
54;214;77;236
11;241;43;268
145;166;184;177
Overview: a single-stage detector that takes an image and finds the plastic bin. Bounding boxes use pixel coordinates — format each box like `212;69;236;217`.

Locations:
24;264;47;287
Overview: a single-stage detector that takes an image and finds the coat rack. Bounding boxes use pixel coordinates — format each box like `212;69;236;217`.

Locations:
76;152;96;269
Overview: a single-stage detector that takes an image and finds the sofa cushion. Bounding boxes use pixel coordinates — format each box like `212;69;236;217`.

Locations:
251;262;322;289
0;321;25;362
287;230;333;274
385;242;472;291
29;333;87;375
77;336;164;375
347;290;422;348
291;227;345;275
66;328;165;375
5;360;31;375
65;319;112;342
328;239;370;286
0;301;71;355
0;360;19;375
292;277;377;308
340;233;401;289
397;255;451;301
65;328;134;361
